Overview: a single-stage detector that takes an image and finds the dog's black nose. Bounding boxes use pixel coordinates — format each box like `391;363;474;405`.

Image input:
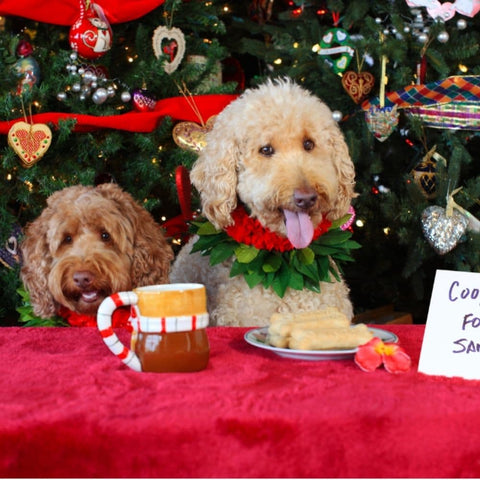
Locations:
73;271;94;289
294;189;317;210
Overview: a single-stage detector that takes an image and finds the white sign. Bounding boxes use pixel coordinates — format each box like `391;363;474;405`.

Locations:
419;269;480;380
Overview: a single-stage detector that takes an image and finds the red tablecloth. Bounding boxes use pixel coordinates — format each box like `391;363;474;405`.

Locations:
1;325;480;478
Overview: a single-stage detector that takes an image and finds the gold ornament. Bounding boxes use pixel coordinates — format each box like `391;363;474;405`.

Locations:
172;116;216;153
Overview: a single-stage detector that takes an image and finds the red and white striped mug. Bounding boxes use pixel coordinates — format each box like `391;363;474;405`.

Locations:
97;283;210;373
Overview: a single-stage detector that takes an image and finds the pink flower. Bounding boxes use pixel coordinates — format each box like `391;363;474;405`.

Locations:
354;337;411;374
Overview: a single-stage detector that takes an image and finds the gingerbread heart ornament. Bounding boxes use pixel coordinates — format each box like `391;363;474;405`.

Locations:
172;116;216;153
342;71;375;104
8;121;52;168
152;26;186;74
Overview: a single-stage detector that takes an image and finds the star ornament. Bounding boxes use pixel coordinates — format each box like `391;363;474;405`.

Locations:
354;337;411;373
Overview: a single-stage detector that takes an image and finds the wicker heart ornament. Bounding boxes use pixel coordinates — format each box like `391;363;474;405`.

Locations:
341;71;375;104
152;26;186;74
172;116;216;153
8;121;52;168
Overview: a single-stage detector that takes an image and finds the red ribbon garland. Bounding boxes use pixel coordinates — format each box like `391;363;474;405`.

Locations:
0;94;237;134
0;0;165;25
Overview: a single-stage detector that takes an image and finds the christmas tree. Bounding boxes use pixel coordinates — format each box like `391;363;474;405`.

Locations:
0;0;239;324
2;0;480;325
224;0;480;322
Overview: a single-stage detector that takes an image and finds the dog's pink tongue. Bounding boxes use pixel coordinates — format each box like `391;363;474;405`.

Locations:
284;209;314;249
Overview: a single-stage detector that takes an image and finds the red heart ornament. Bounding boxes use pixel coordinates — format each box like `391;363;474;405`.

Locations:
8;121;52;168
341;71;375;104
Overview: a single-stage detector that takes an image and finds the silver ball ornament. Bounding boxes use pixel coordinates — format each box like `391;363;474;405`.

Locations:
417;32;429;43
121;91;131;102
92;87;108;105
437;31;449;43
332;110;343;122
72;82;81;92
83;71;94;84
457;18;467;30
57;92;67;101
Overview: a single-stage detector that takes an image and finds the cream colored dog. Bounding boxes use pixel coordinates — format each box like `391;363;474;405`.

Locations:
171;78;356;327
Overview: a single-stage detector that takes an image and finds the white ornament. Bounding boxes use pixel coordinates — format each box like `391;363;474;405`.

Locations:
437;30;449;42
121;91;131;102
152;26;186;74
92;87;108;105
332;110;343;122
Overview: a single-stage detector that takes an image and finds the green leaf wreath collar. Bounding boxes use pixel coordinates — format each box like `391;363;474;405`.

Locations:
190;205;361;298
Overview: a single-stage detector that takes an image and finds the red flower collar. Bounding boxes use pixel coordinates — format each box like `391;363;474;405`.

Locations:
224;205;332;252
58;305;132;329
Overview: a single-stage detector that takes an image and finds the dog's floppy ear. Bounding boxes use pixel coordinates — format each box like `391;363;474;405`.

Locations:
326;124;357;221
190;114;239;230
96;183;174;287
20;205;58;318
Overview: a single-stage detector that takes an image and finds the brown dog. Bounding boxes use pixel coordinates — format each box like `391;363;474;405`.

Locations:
21;183;173;320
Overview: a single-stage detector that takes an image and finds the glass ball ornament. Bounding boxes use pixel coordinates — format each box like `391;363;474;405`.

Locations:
92;87;108;105
57;92;67;101
457;18;467;29
417;32;429;43
437;31;449;43
332;110;343;122
72;82;81;92
121;91;131;102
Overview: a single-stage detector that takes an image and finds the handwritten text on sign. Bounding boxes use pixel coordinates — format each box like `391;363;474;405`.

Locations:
419;269;480;380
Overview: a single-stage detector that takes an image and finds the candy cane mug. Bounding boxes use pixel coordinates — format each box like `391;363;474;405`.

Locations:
97;284;209;373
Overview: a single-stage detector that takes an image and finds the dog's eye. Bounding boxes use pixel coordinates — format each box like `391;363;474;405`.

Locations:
259;145;275;157
303;139;315;151
101;231;111;242
62;235;73;245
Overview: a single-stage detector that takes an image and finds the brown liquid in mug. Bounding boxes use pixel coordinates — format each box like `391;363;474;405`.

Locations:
133;330;210;373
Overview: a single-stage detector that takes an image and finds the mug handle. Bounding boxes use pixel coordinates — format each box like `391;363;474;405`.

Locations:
97;292;142;372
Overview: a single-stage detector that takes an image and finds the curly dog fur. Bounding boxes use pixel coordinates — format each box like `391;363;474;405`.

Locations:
171;78;357;327
21;183;173;318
